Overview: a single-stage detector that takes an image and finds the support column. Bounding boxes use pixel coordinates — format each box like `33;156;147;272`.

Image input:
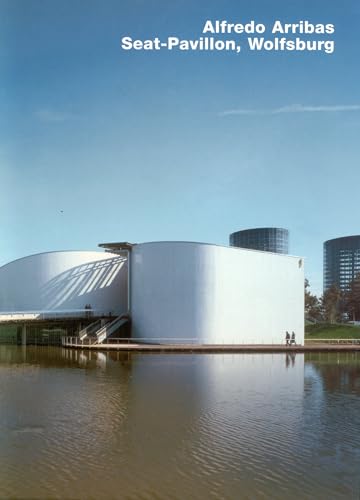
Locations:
21;324;27;345
127;249;131;314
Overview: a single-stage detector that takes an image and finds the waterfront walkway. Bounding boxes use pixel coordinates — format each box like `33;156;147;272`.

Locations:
61;341;360;353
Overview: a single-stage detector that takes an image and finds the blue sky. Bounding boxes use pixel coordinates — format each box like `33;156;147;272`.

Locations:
1;0;359;295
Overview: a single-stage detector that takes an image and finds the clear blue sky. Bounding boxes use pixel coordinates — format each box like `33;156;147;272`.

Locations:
1;0;359;295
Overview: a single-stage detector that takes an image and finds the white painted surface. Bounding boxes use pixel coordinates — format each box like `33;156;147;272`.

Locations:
0;251;127;316
131;242;304;344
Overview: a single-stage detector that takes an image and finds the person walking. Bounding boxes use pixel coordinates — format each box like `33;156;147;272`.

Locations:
291;331;296;346
285;331;290;346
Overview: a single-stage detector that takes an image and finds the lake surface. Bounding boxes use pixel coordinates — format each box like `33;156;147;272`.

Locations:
0;346;359;499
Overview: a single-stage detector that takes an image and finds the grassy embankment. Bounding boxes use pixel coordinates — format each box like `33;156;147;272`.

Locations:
305;323;360;339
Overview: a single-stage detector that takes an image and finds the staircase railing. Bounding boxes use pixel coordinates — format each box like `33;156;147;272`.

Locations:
79;318;114;340
96;314;130;344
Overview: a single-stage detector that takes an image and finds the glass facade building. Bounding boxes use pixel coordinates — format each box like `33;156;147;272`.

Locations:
323;236;360;292
229;228;289;254
0;321;82;345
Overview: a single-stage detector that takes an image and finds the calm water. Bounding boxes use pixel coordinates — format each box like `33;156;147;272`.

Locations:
0;347;359;500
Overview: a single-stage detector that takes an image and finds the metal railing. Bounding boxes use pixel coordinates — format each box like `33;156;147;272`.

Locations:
62;336;135;347
62;337;99;347
96;314;129;343
61;336;305;347
79;319;110;340
0;309;114;323
305;338;360;344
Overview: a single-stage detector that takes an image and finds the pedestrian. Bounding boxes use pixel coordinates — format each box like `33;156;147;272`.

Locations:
291;331;296;346
285;331;290;346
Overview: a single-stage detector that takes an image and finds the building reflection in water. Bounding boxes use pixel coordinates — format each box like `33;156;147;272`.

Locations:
98;352;305;498
306;352;360;395
0;347;359;499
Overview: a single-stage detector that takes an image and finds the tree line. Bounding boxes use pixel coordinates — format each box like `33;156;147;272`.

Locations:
305;275;360;323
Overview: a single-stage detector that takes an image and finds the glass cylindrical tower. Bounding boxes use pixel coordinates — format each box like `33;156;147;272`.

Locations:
323;235;360;292
229;228;289;254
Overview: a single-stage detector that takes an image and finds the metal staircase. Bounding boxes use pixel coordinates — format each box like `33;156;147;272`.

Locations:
79;318;111;341
96;314;130;344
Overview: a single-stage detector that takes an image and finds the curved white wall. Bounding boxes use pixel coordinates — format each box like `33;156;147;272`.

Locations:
131;242;304;344
0;251;127;316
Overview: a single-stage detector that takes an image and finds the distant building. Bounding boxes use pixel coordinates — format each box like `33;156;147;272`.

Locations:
229;228;289;254
324;235;360;292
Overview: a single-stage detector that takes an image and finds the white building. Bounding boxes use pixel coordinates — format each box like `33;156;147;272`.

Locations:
0;242;304;345
0;251;128;317
130;242;304;345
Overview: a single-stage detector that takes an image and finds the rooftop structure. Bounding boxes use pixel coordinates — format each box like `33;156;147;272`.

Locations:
229;228;289;254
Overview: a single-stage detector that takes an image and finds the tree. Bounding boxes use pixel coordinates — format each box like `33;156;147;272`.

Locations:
344;274;360;321
321;284;343;323
304;279;322;321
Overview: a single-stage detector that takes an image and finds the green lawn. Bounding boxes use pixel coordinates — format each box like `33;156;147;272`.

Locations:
305;323;360;339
